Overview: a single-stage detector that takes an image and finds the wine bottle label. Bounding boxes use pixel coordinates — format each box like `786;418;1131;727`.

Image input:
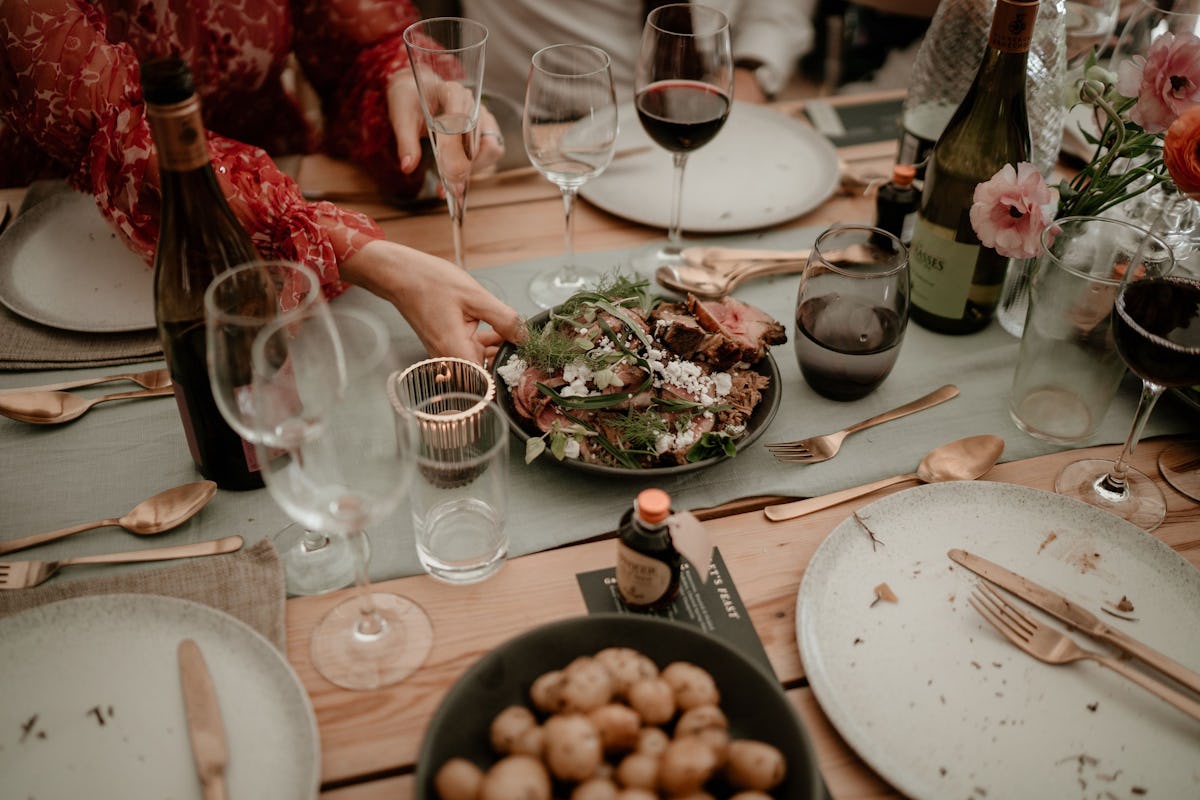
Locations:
909;217;981;319
616;542;674;606
990;0;1038;54
146;97;210;171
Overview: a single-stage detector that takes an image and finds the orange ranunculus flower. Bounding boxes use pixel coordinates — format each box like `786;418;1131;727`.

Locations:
1164;104;1200;197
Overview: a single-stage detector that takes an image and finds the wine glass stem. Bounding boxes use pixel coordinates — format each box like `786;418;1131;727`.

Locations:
1097;379;1166;498
300;528;330;552
445;179;470;269
667;152;689;248
347;528;385;638
560;185;580;279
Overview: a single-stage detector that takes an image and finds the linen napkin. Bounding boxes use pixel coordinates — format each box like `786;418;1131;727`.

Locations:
0;538;287;650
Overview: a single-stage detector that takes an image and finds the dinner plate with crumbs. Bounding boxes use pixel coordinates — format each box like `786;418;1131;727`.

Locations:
0;593;320;799
797;481;1200;800
580;101;840;233
492;302;783;478
0;189;155;332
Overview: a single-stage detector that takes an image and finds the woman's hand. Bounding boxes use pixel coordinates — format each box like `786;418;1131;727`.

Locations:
340;238;524;364
387;67;505;181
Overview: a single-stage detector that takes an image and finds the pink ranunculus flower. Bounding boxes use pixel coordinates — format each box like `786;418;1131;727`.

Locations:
969;162;1056;260
1116;31;1200;134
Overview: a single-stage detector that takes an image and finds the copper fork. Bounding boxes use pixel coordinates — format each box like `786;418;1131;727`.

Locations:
767;384;958;463
0;536;243;590
970;583;1200;721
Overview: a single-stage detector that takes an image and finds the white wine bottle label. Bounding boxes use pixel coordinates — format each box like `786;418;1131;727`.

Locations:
908;217;980;319
146;98;209;171
616;542;673;606
991;0;1038;54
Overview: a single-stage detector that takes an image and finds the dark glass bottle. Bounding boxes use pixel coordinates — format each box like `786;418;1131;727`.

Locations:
615;488;681;611
142;58;264;490
874;163;919;246
906;0;1036;334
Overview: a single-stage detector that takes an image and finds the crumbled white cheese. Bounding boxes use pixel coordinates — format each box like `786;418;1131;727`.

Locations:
563;438;581;459
497;355;526;388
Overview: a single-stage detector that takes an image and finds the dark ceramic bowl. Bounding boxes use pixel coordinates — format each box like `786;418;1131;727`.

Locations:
491;307;782;478
415;613;822;799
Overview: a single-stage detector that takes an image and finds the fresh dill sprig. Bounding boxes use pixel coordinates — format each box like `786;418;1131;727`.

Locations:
516;321;586;372
606;408;669;452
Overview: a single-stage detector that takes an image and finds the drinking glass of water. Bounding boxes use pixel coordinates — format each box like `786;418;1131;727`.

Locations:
794;225;910;401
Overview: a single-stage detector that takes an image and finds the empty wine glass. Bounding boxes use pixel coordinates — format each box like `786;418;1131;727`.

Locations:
633;3;733;272
1159;439;1200;501
1064;0;1120;70
522;44;619;308
403;17;488;272
1054;242;1200;531
205;260;362;596
252;306;432;689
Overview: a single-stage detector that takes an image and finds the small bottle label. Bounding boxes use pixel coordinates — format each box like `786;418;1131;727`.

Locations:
616;542;674;607
146;97;210;171
990;0;1038;54
909;217;981;319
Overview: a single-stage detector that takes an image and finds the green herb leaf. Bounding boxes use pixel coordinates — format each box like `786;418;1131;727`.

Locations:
525;436;546;464
685;432;737;463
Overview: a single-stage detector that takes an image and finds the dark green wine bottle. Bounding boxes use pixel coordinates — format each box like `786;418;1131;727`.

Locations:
907;0;1036;334
142;58;265;490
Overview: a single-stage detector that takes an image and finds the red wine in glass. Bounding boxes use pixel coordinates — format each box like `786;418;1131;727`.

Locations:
1112;275;1200;387
635;79;731;153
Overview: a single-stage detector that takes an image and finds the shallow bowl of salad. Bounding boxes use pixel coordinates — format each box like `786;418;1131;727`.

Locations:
491;277;785;477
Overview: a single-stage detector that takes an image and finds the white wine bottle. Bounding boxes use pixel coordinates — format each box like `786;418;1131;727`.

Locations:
142;58;265;490
907;0;1037;335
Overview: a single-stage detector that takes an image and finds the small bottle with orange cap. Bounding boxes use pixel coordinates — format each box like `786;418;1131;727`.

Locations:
874;163;920;246
615;488;682;611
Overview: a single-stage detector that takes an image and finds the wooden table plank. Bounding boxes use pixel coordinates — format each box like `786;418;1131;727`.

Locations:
288;437;1200;795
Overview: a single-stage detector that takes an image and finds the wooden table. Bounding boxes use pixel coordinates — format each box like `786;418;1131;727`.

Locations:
283;95;1200;798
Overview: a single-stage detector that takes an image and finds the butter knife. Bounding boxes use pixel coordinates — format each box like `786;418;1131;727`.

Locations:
948;548;1200;694
178;639;229;800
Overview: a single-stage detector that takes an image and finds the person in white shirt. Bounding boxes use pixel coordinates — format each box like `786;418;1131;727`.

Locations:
460;0;816;107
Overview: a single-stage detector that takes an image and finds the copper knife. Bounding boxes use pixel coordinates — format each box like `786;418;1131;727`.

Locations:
949;548;1200;694
178;639;230;800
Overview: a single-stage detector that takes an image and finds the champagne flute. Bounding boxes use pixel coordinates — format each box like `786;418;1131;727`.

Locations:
1055;258;1200;531
523;44;618;309
403;17;488;272
205;260;361;596
252;307;432;689
633;3;733;272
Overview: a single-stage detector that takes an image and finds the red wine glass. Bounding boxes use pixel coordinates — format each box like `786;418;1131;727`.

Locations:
1055;254;1200;530
633;3;733;271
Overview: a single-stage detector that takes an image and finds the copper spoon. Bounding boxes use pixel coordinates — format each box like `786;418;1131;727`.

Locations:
0;385;174;424
763;434;1005;521
0;481;218;555
656;258;808;299
0;367;172;396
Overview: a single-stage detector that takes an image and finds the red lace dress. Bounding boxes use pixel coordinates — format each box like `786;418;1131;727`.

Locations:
0;0;428;291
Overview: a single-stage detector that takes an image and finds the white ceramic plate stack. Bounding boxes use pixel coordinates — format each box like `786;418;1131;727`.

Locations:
796;481;1200;799
0;594;320;799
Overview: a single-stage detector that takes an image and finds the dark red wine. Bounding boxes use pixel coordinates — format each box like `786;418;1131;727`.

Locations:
635;80;730;153
795;295;905;400
1113;276;1200;388
161;319;263;490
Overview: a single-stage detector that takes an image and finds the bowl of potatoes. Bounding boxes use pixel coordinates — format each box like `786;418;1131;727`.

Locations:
416;613;821;799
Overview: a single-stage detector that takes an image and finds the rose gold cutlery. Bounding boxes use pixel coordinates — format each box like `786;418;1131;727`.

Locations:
970;582;1200;721
0;366;172;396
763;434;1004;521
767;385;959;463
655;257;808;299
0;535;243;589
178;638;230;800
0;384;174;424
0;481;217;555
950;548;1200;695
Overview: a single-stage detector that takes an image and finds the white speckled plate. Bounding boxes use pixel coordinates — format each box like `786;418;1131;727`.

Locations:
797;481;1200;800
0;190;155;332
0;594;319;799
580;101;840;233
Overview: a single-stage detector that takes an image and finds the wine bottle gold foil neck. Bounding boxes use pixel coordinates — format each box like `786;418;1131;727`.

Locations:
146;96;210;172
990;0;1038;54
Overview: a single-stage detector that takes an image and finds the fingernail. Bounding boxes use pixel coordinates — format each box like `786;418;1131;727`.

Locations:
400;155;416;173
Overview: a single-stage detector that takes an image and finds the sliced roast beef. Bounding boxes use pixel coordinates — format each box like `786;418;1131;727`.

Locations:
687;294;787;368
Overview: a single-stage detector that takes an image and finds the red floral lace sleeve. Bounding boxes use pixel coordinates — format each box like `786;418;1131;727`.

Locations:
0;0;384;294
291;0;427;195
